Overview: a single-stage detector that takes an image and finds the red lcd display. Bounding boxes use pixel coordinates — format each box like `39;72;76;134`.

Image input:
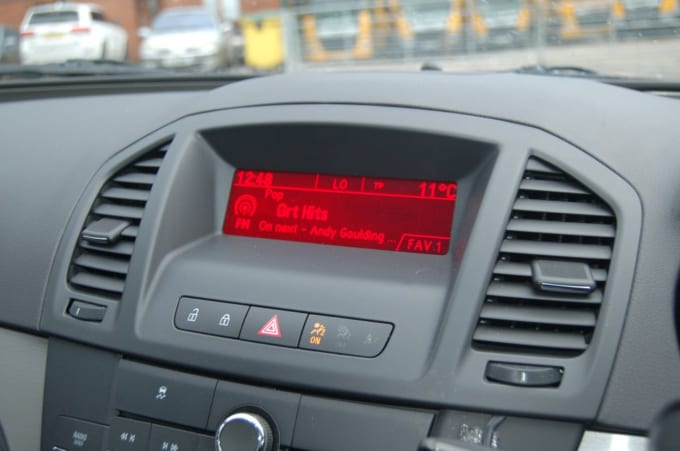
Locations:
223;170;457;255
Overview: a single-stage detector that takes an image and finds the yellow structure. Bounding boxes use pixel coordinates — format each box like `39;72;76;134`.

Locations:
612;0;626;19
557;2;584;39
242;17;285;70
517;0;532;32
446;0;465;34
388;0;415;40
660;0;678;14
301;10;374;62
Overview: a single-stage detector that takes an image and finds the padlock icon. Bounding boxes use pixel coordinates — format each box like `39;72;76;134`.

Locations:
218;314;231;327
187;308;199;322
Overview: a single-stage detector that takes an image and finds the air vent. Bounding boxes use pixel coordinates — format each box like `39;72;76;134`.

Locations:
68;142;170;300
472;157;616;357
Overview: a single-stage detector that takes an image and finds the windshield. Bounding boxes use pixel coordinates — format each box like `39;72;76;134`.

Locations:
152;12;217;31
28;11;79;26
6;0;680;81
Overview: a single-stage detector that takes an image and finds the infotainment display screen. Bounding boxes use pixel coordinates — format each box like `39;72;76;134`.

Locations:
223;170;457;255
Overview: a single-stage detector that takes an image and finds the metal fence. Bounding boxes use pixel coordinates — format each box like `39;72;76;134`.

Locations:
276;0;680;70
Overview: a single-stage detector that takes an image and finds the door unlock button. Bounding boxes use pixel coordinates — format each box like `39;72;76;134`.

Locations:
175;297;249;339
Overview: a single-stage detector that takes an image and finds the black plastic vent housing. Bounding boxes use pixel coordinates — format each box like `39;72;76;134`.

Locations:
67;142;170;300
472;157;616;356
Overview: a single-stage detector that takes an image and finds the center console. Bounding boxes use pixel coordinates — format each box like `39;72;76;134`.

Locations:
39;103;641;451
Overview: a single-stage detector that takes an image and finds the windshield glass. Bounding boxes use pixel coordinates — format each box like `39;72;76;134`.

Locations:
152;12;217;31
28;11;79;25
6;0;680;81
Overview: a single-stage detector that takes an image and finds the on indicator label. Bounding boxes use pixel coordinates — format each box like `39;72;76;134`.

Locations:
258;315;282;338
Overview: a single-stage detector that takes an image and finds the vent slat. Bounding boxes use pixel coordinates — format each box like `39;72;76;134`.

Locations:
80;240;134;256
134;158;164;169
73;254;129;275
500;240;612;260
493;261;607;282
473;325;588;351
487;281;603;305
101;187;150;202
121;225;139;238
473;157;615;356
493;261;533;277
113;172;156;185
506;219;615;238
93;203;145;220
525;159;561;174
69;141;170;302
480;304;597;327
70;272;125;295
520;179;589;195
513;198;613;217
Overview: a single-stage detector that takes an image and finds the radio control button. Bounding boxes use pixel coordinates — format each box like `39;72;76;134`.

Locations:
53;416;107;451
148;425;197;451
300;315;393;357
107;417;151;451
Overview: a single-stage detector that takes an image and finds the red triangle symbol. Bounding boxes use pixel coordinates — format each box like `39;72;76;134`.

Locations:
257;315;282;338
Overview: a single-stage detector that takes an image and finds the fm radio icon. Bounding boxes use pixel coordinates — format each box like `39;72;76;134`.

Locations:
234;194;258;217
233;194;258;231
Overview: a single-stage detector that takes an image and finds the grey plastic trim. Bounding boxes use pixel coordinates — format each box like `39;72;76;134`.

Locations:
479;304;596;327
493;262;608;281
499;240;612;260
519;179;588;195
506;219;616;238
487;282;602;305
0;328;47;451
577;431;647;451
512;199;613;217
474;325;588;351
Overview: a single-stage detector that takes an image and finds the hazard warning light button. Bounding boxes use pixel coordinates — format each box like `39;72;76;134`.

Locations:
240;307;307;348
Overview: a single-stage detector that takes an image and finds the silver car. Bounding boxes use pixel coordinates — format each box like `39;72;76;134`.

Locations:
140;7;237;71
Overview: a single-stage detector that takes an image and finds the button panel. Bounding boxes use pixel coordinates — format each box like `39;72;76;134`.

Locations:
175;297;394;357
300;315;393;357
175;297;248;338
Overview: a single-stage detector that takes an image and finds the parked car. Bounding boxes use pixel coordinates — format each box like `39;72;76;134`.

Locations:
19;2;127;65
0;25;20;63
140;7;237;71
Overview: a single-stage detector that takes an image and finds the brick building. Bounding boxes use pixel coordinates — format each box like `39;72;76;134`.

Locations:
0;0;204;61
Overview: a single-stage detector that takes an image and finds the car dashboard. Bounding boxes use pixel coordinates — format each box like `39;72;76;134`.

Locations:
0;72;679;451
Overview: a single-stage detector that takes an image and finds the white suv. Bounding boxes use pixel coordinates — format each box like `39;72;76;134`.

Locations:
20;2;128;65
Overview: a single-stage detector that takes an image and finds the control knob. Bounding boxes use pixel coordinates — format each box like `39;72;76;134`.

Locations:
215;412;275;451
